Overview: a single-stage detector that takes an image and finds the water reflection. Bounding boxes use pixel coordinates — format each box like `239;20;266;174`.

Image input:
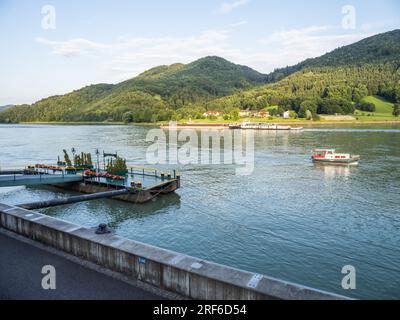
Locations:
42;191;181;230
1;124;400;299
313;162;354;179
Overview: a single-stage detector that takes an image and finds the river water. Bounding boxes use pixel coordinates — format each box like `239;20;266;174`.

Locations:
0;124;399;299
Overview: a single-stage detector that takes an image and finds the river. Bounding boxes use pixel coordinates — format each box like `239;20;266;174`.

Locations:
0;124;399;299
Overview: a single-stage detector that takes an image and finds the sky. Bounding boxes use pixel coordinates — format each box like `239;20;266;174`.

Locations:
0;0;399;105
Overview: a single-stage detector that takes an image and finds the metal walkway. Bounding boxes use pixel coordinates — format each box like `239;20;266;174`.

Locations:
0;173;83;187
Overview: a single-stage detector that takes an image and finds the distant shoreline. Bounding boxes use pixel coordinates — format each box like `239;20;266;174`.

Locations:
1;120;399;128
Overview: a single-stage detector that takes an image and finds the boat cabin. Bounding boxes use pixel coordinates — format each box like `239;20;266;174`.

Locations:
312;149;352;160
312;149;335;158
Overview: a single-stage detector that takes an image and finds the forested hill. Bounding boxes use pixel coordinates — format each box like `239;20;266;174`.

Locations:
0;56;268;122
205;30;400;116
265;29;400;83
0;105;13;112
114;56;268;108
208;62;400;115
1;30;399;123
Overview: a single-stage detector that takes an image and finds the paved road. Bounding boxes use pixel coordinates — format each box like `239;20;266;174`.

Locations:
0;232;164;300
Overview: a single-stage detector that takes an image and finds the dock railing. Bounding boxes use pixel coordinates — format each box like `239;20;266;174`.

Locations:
129;166;177;179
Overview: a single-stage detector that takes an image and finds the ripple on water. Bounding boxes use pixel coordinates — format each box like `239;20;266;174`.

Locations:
0;124;399;299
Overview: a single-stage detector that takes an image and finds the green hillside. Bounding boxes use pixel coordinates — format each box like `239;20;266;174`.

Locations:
1;30;399;123
0;56;267;123
0;105;13;112
265;29;400;83
361;96;394;114
205;30;400;118
207;62;400;115
354;96;396;120
113;56;268;108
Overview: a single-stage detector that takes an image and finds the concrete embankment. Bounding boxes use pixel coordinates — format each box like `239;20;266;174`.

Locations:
0;203;349;300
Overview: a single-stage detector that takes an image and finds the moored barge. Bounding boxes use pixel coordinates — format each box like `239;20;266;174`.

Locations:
229;122;303;131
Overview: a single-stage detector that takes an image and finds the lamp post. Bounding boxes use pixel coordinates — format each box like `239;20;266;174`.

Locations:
71;148;76;166
95;149;100;174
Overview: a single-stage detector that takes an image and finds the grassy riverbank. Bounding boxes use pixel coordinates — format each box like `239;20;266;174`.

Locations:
10;118;400;128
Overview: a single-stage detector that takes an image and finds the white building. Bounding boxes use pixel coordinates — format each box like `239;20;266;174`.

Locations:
283;111;291;119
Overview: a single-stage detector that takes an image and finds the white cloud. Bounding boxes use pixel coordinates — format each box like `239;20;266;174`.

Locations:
258;26;376;68
35;25;377;84
229;20;248;28
35;37;107;57
360;19;400;32
220;0;250;14
36;29;234;82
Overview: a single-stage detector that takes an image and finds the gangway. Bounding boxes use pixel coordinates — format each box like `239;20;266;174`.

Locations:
0;171;83;188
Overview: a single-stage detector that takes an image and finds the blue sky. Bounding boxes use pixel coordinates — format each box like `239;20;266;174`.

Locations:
0;0;399;105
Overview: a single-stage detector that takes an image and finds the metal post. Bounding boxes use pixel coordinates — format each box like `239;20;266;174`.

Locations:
96;148;100;175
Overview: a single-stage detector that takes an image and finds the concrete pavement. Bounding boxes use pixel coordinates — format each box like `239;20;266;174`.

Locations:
0;230;166;300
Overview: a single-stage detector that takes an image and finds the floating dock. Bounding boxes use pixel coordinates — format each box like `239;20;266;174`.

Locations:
0;166;180;205
0;170;84;187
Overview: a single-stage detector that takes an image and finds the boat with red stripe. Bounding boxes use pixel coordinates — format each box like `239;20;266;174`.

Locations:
311;149;360;165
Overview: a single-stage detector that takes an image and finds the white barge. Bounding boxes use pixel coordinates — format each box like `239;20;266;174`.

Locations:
229;122;303;131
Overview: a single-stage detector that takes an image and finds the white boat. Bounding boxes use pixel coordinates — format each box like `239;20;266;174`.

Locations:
311;149;360;165
229;122;303;131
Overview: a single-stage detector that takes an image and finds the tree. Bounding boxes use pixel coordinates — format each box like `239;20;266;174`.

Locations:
321;87;330;98
299;100;318;118
122;112;133;123
289;110;298;119
395;85;400;103
317;98;355;115
298;106;307;118
269;108;278;116
229;108;240;121
356;101;376;112
352;85;368;102
277;107;285;117
63;150;72;166
393;104;400;117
